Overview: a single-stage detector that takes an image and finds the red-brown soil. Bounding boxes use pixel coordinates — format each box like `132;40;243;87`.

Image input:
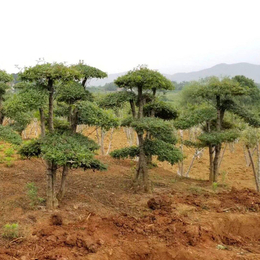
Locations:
0;128;260;259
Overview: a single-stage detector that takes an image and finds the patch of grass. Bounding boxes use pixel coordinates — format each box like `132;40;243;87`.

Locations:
212;182;218;192
5;157;14;167
188;186;203;194
0;155;5;164
2;223;19;239
0;144;5;151
26;182;45;208
4;147;15;157
221;171;228;183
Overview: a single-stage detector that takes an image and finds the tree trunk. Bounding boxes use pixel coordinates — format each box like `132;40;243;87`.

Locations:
209;145;214;183
46;162;58;209
100;128;106;155
56;165;69;202
134;86;150;192
39;108;46;137
130;99;136;118
246;145;260;192
48;80;54;133
82;77;87;88
218;142;227;168
0;97;4;125
211;96;223;183
178;130;184;176
135;134;150;192
71;107;78;133
213;144;221;182
106;128;114;155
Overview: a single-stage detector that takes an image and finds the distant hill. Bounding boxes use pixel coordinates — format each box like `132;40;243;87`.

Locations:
89;63;260;86
168;63;260;83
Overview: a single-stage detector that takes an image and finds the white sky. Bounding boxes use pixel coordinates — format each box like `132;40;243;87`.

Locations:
1;0;259;74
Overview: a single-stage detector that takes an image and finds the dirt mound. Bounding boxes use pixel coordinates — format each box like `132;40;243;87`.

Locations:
218;187;260;212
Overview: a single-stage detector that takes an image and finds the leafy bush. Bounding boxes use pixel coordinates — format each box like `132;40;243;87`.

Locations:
5;157;14;167
18;139;42;158
4;147;15;157
0;125;22;145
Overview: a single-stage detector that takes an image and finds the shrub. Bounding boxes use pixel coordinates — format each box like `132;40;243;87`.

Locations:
4;147;15;157
26;182;45;208
2;223;19;239
5;157;14;167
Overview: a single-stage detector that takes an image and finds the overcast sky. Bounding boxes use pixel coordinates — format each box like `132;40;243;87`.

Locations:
1;0;259;74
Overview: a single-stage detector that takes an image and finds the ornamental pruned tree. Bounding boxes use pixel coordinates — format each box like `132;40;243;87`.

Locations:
175;76;260;183
70;62;107;89
18;62;108;208
19;63;81;134
0;70;13;124
110;66;182;192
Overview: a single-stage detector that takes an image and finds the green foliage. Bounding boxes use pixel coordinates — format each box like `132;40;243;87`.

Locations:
18;139;42;158
5;157;14;167
182;140;205;148
103;82;118;91
144;139;183;165
196;77;248;98
131;118;177;143
53;118;70;132
0;125;22;145
144;101;178;120
19;132;105;170
78;101;119;130
71;63;107;85
197;130;239;146
0;70;13;97
226;101;260;127
4;147;15;157
4;83;48;133
110;140;183;165
98;91;137;109
174;103;216;129
2;223;19;239
19;63;81;84
115;65;174;91
56;81;93;103
110;146;139;159
0;70;13;83
233;75;260;104
241;127;260;148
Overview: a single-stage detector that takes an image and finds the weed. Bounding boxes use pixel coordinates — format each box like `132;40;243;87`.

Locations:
4;148;15;157
221;171;228;183
2;223;19;239
188;186;203;194
0;144;4;151
26;182;45;208
0;156;5;164
5;157;14;167
212;182;218;192
216;244;228;250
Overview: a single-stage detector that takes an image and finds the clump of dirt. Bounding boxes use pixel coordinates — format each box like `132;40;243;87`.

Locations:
51;214;63;226
147;195;172;210
218;187;260;212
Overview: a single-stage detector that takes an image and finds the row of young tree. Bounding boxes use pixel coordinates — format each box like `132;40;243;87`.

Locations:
1;63;260;209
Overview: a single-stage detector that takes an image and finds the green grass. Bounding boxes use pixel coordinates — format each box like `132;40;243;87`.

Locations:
2;223;19;239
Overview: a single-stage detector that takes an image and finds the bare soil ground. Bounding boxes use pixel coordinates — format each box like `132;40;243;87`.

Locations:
0;128;260;260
